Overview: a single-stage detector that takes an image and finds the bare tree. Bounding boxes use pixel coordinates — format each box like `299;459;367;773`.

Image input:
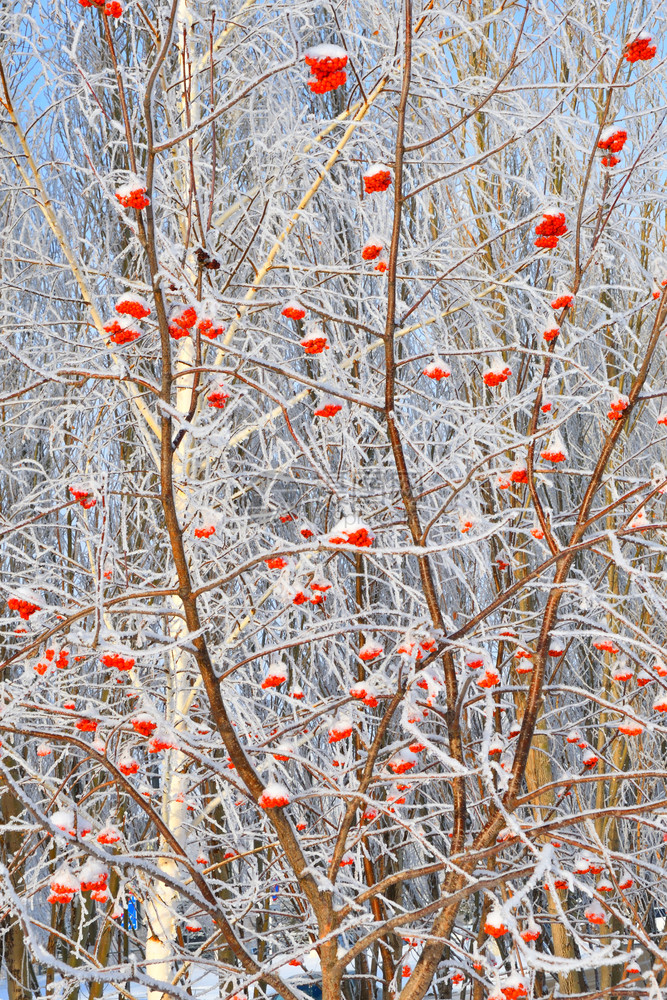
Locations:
2;2;667;1000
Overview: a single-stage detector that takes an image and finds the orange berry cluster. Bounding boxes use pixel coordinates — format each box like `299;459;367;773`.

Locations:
80;870;109;893
119;757;139;775
131;716;157;736
598;128;627;152
309;69;346;94
540;444;566;463
261;672;287;690
423;362;450;380
148;736;174;752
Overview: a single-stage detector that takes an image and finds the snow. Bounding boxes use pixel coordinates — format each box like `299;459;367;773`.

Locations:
363;162;391;178
304;44;347;60
115;175;146;196
599;124;625;142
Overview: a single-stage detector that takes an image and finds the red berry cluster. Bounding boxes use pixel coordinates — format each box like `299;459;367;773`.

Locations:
115;296;150;319
261;672;286;690
97;826;122;844
119;758;139;776
309;69;346;94
8;597;40;620
364;169;392;194
607;395;629;421
477;667;501;688
169;306;197;339
101;653;135;671
115;187;148;210
48;890;74;904
80;869;109;893
551;294;574;310
330;526;373;547
147;736;174;753
258;787;290;808
300;336;329;354
362;242;383;260
305;49;348;94
541;444;566;463
423;362;450;381
266;557;288;569
50;648;68;667
292;590;324;605
483;364;511;387
314;403;342;418
194;525;216;538
625;34;656;62
282;303;306;320
197;317;224;339
35;648;69;674
79;0;122;12
598;128;627;152
104;319;141;345
131;716;157;737
207;389;229;409
388;756;416;774
598;127;627;168
69;486;97;509
534;211;567;249
76;717;98;732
